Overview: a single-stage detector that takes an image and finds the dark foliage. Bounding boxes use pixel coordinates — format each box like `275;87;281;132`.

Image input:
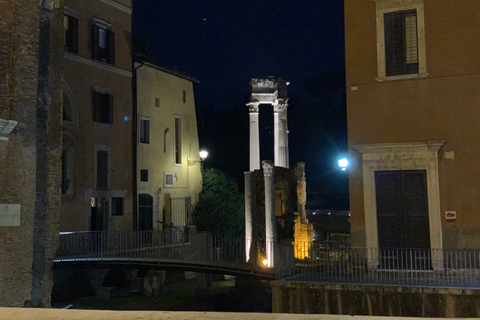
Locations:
194;168;244;234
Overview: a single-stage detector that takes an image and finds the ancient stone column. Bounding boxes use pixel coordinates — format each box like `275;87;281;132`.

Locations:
274;101;289;168
262;160;276;268
248;102;260;171
244;171;257;263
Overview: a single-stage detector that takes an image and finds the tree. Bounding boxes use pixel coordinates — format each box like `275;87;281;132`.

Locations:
194;168;244;234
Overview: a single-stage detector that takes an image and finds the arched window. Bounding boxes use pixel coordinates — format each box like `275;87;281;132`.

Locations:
138;194;153;231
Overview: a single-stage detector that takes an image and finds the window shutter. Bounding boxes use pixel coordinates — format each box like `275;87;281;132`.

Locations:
107;30;115;64
92;25;100;60
92;91;102;122
108;93;113;124
68;17;79;54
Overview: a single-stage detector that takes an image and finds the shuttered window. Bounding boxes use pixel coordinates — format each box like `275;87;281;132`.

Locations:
92;25;115;64
64;15;78;54
92;91;113;124
139;119;150;144
384;10;419;76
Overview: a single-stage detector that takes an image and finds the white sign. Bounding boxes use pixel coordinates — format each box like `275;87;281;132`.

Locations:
0;204;21;226
445;211;457;222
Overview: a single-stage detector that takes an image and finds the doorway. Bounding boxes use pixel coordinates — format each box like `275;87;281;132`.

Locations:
375;170;431;269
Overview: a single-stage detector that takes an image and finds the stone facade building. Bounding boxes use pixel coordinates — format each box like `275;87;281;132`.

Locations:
61;0;133;231
135;61;203;230
0;0;63;307
346;0;480;251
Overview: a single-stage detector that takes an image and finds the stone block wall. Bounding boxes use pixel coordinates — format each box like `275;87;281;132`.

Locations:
272;281;480;317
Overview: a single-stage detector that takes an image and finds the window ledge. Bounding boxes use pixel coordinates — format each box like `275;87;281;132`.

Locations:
95;122;113;130
376;73;429;82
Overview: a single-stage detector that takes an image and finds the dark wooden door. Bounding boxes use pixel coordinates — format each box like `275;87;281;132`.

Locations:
138;194;153;231
375;170;431;269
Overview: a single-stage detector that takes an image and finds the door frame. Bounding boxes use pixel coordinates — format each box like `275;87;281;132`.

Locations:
353;141;445;270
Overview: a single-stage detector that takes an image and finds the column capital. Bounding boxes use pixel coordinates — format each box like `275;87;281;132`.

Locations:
262;160;275;176
247;102;259;113
273;100;288;112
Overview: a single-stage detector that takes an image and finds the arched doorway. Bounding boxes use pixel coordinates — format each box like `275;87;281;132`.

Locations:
139;194;153;231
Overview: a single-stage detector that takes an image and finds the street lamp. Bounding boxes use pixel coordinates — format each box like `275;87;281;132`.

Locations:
188;149;208;166
338;158;348;171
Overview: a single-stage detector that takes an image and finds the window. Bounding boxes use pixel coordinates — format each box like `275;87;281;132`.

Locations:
92;23;115;64
384;10;418;76
155;97;160;107
92;91;113;124
139;118;150;144
64;15;78;54
111;197;123;216
140;169;149;182
62;90;72;122
182;90;186;103
164;173;174;188
373;0;426;80
174;116;182;165
96;150;108;190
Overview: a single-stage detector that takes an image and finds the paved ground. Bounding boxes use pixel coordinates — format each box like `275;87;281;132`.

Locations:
0;308;441;320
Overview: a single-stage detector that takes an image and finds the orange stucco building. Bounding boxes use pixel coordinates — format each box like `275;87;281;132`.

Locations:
61;0;133;231
345;0;480;250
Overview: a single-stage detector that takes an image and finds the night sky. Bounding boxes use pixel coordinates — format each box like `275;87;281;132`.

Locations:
133;1;349;210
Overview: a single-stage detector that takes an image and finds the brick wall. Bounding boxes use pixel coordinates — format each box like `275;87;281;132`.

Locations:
0;0;63;307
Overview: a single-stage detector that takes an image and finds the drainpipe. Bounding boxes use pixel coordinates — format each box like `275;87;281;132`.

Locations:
132;61;145;230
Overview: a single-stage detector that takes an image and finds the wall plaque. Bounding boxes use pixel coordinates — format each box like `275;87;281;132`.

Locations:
0;204;21;226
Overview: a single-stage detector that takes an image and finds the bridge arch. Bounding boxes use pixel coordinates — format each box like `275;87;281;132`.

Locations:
102;269;130;288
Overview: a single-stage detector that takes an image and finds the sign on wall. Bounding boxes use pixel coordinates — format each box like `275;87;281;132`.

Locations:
445;211;457;222
0;204;21;226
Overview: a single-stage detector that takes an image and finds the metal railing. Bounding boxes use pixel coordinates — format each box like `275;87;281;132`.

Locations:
292;242;480;288
55;230;293;278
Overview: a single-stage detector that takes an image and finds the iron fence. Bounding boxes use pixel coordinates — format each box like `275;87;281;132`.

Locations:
56;230;292;278
292;242;480;288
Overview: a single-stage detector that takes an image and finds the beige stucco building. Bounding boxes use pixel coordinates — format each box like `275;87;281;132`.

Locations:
346;0;480;250
61;0;133;231
135;62;203;230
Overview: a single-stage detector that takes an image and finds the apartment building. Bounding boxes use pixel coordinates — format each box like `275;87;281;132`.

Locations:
345;0;480;250
135;61;203;230
61;0;133;231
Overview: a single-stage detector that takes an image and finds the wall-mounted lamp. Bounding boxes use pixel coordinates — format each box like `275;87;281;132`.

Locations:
188;149;208;166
